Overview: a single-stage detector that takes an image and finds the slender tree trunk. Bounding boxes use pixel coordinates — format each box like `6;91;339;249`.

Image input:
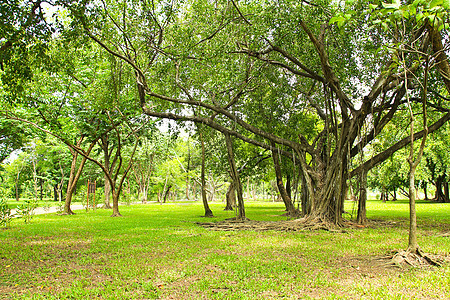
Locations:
199;128;213;217
271;142;297;216
163;185;172;203
300;171;309;216
39;178;43;201
63;149;79;215
408;165;419;253
54;184;58;202
224;133;245;220
247;178;250;200
286;174;292;200
63;138;97;215
357;169;368;225
186;140;191;201
423;181;428;200
406;55;428;254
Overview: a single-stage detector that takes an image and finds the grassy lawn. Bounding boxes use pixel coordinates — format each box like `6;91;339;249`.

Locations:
1;200;449;299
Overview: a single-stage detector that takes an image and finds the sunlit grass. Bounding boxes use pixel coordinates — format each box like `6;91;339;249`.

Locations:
1;200;449;299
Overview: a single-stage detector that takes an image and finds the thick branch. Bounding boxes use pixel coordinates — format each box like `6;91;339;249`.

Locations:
351;111;450;177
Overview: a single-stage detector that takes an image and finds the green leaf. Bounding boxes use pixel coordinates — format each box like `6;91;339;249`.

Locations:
430;0;444;9
443;0;450;9
382;1;400;9
329;16;345;25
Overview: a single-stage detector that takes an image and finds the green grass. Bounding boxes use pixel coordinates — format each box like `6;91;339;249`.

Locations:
1;200;449;299
5;199;81;210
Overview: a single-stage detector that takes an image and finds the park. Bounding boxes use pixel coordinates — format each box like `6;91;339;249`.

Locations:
1;0;450;299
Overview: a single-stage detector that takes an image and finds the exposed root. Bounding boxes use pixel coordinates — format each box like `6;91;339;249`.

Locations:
438;231;450;237
387;249;444;268
196;217;346;232
59;211;75;216
110;212;123;217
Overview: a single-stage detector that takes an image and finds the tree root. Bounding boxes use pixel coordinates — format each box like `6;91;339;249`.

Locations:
110;212;123;217
59;210;75;216
196;217;345;232
388;249;443;268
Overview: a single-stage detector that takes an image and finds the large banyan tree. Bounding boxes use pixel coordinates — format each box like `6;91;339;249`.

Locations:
67;0;450;224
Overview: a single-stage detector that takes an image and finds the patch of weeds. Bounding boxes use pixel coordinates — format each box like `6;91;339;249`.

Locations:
15;199;38;224
0;197;13;228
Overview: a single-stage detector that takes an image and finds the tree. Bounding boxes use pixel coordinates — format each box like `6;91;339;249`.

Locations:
63;0;450;227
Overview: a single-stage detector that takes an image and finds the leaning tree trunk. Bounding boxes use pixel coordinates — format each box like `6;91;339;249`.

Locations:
63;138;97;215
224;133;246;221
163;185;172;203
271;142;297;216
199;127;213;217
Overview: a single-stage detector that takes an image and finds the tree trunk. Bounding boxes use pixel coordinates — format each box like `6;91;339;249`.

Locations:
408;165;419;253
300;171;309;216
163;185;172;203
224;182;236;211
63;149;80;215
271;142;297;216
53;184;58;202
357;169;368;225
104;175;112;208
224;133;245;220
423;181;428;200
435;176;446;202
199;128;213;217
63;138;97;215
110;191;122;217
444;181;449;203
286;174;292;200
39;177;43;201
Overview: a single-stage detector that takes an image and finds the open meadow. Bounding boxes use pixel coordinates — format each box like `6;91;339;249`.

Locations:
1;200;449;300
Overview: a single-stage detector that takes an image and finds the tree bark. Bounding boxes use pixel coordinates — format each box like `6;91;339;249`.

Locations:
224;133;246;220
423;181;428;200
435;176;446;202
356;169;368;225
271;142;297;216
300;171;309;216
163;185;172;203
199;127;213;217
224;182;236;211
444;181;449;203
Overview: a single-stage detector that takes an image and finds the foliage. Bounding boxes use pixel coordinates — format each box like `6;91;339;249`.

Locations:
0;194;12;228
15;199;37;224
